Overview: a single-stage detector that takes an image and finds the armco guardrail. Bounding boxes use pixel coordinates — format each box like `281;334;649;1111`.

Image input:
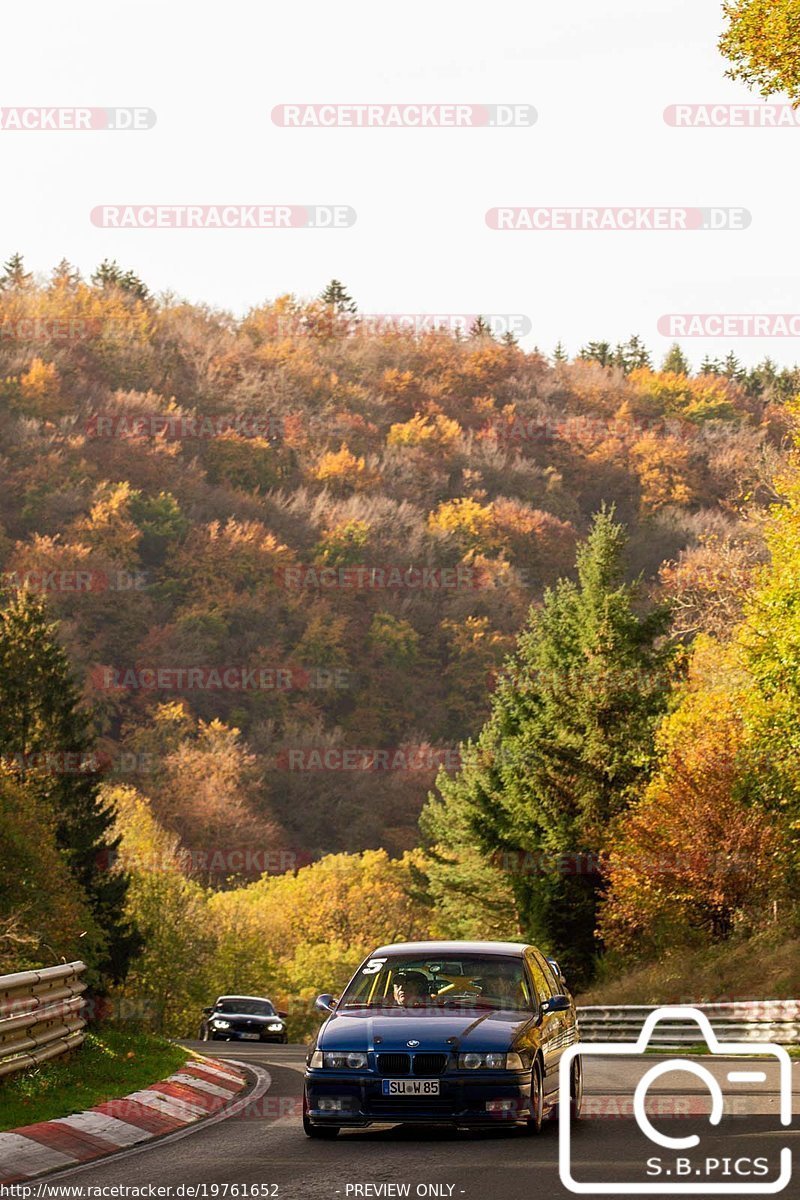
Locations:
0;961;87;1078
577;1000;800;1047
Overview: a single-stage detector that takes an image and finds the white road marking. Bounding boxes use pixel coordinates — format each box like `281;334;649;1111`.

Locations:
0;1133;76;1179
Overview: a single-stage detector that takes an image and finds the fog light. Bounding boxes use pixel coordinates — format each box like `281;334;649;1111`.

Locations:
318;1097;348;1111
486;1099;517;1113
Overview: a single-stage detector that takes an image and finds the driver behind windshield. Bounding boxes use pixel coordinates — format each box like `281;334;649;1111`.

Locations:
391;970;429;1007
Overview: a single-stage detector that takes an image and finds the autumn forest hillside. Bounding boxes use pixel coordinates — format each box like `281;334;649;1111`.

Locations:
0;261;796;869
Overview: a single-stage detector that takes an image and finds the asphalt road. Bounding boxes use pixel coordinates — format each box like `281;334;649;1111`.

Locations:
39;1043;799;1200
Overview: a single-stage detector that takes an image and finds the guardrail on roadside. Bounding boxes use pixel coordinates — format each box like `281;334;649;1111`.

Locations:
576;1000;800;1046
0;962;88;1078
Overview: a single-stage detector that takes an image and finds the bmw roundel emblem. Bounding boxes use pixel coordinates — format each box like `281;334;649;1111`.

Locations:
407;1039;420;1047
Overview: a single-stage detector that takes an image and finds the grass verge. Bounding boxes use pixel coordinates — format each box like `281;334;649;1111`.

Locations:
0;1026;190;1132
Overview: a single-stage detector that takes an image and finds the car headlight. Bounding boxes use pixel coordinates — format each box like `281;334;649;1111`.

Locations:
318;1051;368;1070
267;1023;284;1032
458;1051;525;1070
212;1019;231;1029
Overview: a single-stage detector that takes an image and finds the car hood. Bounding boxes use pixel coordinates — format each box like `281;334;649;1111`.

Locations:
319;1008;532;1051
212;1011;282;1023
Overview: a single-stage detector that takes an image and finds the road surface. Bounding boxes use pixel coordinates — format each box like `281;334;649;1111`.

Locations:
36;1043;799;1200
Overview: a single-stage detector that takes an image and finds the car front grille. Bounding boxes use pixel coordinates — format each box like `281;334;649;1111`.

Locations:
413;1053;448;1076
376;1052;449;1076
377;1053;410;1075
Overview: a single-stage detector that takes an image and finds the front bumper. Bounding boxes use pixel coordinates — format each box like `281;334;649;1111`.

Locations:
211;1028;285;1041
304;1070;532;1127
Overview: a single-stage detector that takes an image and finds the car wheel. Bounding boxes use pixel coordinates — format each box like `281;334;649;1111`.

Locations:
302;1088;340;1139
526;1059;544;1135
570;1054;584;1121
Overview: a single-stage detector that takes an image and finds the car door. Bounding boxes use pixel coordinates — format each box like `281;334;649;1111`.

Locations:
525;951;561;1100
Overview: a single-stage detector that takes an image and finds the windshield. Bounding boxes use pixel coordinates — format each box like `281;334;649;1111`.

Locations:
339;954;533;1012
215;998;275;1015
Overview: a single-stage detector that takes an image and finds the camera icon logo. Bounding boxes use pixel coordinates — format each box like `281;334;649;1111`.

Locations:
558;1005;793;1194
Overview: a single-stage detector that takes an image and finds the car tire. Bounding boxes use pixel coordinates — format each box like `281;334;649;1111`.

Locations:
570;1054;584;1121
302;1089;340;1139
526;1059;544;1135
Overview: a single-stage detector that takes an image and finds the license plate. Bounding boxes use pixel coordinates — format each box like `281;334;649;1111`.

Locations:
381;1079;440;1096
241;1032;260;1040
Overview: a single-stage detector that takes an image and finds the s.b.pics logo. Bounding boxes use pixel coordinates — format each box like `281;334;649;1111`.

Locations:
559;1007;792;1194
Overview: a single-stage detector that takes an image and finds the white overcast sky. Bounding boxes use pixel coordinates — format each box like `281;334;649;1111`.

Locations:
2;0;798;367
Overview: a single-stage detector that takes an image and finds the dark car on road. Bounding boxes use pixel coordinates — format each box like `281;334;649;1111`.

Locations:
303;940;582;1137
200;995;288;1043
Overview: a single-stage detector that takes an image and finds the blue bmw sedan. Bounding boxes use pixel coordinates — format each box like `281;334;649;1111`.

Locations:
303;940;582;1137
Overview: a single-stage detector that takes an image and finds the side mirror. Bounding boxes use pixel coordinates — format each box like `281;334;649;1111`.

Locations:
277;1010;288;1019
315;993;337;1014
542;994;571;1015
202;1006;214;1015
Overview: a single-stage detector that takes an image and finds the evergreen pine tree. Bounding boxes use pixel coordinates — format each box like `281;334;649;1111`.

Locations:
661;343;691;375
91;259;149;302
552;341;569;364
723;351;745;381
422;509;673;985
615;334;652;374
0;252;32;290
319;279;357;314
469;315;493;339
0;589;140;981
50;258;81;289
579;341;614;368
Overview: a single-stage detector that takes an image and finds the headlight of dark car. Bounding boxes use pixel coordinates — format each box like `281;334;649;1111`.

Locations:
267;1022;284;1032
458;1052;525;1070
310;1050;368;1069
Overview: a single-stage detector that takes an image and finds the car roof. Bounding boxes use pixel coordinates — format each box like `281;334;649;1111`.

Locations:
214;995;274;1004
367;940;532;958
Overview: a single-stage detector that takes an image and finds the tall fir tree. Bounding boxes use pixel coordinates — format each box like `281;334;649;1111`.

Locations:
91;259;149;302
661;343;691;376
0;252;32;290
614;334;652;374
579;341;614;368
319;279;357;314
422;509;673;985
50;258;81;289
469;315;493;339
0;589;140;982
